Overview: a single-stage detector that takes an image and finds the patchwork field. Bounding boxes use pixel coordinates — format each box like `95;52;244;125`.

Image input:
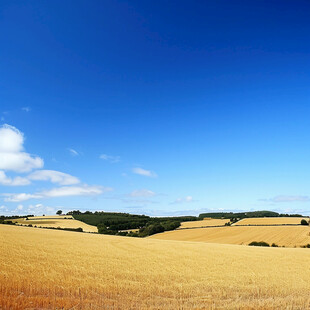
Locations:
234;217;309;226
12;215;98;233
1;225;310;309
150;225;310;247
179;218;229;228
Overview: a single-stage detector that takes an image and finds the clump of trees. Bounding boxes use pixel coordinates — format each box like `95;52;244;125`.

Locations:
68;210;196;237
248;241;278;247
229;218;239;224
301;219;309;226
0;220;16;225
97;220;181;237
0;215;34;224
248;241;270;247
139;221;180;237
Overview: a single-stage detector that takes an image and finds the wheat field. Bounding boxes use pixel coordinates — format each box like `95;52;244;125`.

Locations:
150;225;310;247
234;217;309;226
179;219;229;228
1;225;310;309
12;215;98;233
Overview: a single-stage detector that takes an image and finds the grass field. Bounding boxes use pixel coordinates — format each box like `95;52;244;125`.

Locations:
150;225;310;247
1;225;310;309
12;215;98;233
234;217;309;226
179;219;229;228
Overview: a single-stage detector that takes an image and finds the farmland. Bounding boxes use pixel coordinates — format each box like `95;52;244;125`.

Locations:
1;224;310;309
12;215;98;233
179;218;229;228
234;216;309;226
149;225;310;247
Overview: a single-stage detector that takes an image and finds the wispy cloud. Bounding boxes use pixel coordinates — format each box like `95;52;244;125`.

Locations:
68;148;79;156
0;169;80;187
28;170;80;185
171;196;196;204
129;189;156;198
3;193;41;202
99;154;120;163
3;185;112;202
132;167;157;178
22;107;31;112
40;185;110;198
259;195;310;203
0;170;31;186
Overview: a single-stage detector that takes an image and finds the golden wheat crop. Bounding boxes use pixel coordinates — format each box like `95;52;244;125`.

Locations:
179;219;229;228
1;225;310;309
12;215;97;233
234;216;309;225
150;225;310;247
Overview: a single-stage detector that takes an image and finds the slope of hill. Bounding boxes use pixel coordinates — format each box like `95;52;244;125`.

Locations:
179;219;229;228
1;224;310;309
149;225;310;247
12;215;98;233
234;217;309;226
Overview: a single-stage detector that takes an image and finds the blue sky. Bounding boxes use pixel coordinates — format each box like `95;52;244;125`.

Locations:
1;0;310;216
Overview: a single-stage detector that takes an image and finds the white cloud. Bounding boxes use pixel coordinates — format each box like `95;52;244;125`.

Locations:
27;203;57;215
17;204;23;210
0;205;9;212
99;154;120;163
171;196;195;204
28;170;80;185
3;185;112;202
40;185;110;198
68;148;79;156
132;167;157;178
260;195;310;203
0;170;30;186
0;124;43;172
3;193;41;202
130;189;156;198
22;107;31;112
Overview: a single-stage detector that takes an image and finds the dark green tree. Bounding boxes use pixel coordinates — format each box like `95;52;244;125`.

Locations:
301;219;309;225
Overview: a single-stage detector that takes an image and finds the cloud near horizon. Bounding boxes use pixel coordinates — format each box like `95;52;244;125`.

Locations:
3;185;112;202
171;196;195;204
260;195;310;203
0;124;111;210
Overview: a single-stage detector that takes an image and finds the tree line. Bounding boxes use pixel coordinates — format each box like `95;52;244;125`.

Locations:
68;210;197;237
199;210;303;219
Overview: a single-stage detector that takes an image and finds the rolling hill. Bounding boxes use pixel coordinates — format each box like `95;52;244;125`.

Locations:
149;225;310;247
12;215;98;233
1;224;310;309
